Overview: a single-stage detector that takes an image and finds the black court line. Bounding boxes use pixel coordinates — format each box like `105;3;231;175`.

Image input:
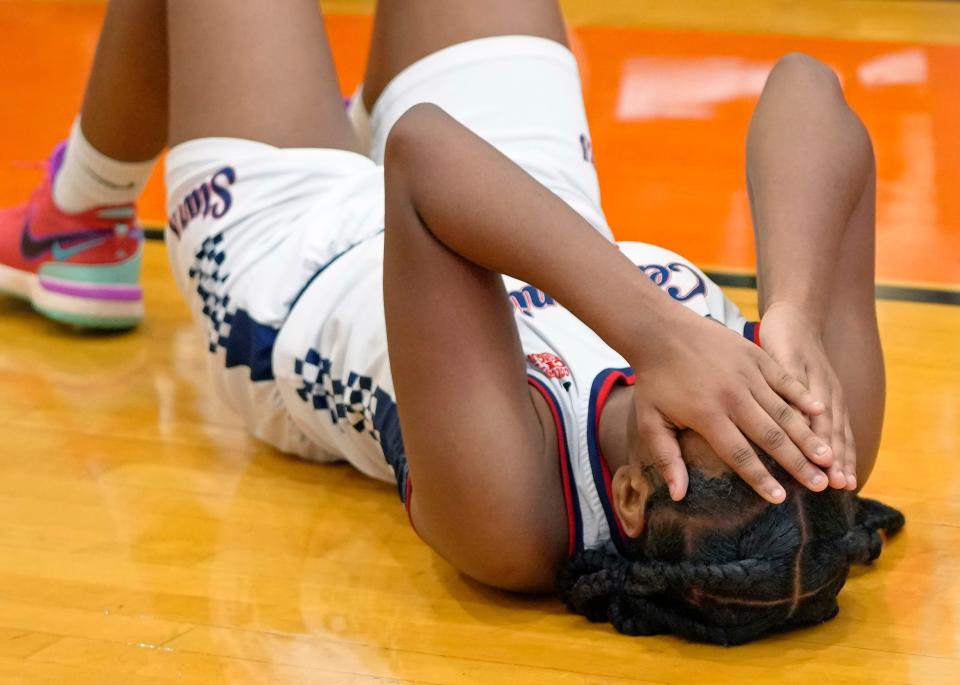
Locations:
141;227;960;306
704;271;960;306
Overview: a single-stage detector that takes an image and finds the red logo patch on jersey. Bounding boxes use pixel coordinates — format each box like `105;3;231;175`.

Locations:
527;352;570;380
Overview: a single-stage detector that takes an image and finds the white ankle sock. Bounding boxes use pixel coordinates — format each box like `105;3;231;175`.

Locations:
347;86;373;157
52;119;156;214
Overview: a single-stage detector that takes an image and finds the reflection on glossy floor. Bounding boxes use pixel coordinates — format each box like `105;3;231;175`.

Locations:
0;1;959;683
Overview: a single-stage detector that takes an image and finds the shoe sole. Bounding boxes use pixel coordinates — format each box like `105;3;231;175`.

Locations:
0;261;143;329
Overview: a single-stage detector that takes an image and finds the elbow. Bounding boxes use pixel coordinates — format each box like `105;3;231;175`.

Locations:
462;540;560;594
765;52;875;175
384;102;450;172
410;489;562;593
771;52;844;97
383;103;458;234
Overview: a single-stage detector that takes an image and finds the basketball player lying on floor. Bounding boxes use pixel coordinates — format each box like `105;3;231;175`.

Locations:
0;0;902;645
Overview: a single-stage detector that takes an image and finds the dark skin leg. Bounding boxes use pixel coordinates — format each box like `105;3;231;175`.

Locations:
79;0;168;161
166;0;358;151
362;0;568;112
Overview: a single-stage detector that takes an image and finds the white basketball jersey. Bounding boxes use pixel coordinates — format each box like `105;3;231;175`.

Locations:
272;236;751;553
163;38;754;556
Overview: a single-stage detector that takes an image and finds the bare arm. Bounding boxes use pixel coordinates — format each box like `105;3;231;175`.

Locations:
748;57;874;327
747;54;881;488
383;105;833;590
384;109;567;592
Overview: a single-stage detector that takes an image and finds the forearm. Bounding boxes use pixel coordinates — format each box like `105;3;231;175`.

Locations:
384;103;688;363
747;54;875;328
385;103;835;506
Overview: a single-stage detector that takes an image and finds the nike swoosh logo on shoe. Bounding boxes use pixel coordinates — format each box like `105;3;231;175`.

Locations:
51;236;108;261
20;215;113;260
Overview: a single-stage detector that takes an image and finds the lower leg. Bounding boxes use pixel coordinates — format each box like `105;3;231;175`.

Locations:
79;0;168;161
167;0;357;151
54;0;168;213
362;0;568;111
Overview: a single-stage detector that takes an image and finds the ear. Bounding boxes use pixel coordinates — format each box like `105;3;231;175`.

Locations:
612;465;651;539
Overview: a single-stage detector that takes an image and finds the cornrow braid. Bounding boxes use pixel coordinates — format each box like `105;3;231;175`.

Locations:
557;483;904;646
842;497;905;564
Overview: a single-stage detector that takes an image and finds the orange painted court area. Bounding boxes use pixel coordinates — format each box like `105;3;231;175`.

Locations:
1;4;958;288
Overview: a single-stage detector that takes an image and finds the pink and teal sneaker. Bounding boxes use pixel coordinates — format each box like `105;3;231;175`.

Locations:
0;142;143;329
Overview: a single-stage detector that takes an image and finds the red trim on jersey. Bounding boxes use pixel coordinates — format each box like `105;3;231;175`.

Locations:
528;376;578;557
404;476;418;535
752;321;762;346
591;370;636;543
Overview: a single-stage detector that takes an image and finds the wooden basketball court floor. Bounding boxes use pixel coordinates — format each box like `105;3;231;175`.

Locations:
0;1;958;682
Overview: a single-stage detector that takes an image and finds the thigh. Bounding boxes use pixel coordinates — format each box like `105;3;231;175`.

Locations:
167;0;358;151
368;36;612;240
362;0;567;110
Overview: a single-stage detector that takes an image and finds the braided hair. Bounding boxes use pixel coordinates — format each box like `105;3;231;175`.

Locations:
556;466;904;645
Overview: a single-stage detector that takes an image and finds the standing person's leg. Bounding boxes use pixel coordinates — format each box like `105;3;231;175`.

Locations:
166;0;357;151
746;54;884;487
362;0;567;112
0;0;168;328
77;0;168;163
54;0;168;214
